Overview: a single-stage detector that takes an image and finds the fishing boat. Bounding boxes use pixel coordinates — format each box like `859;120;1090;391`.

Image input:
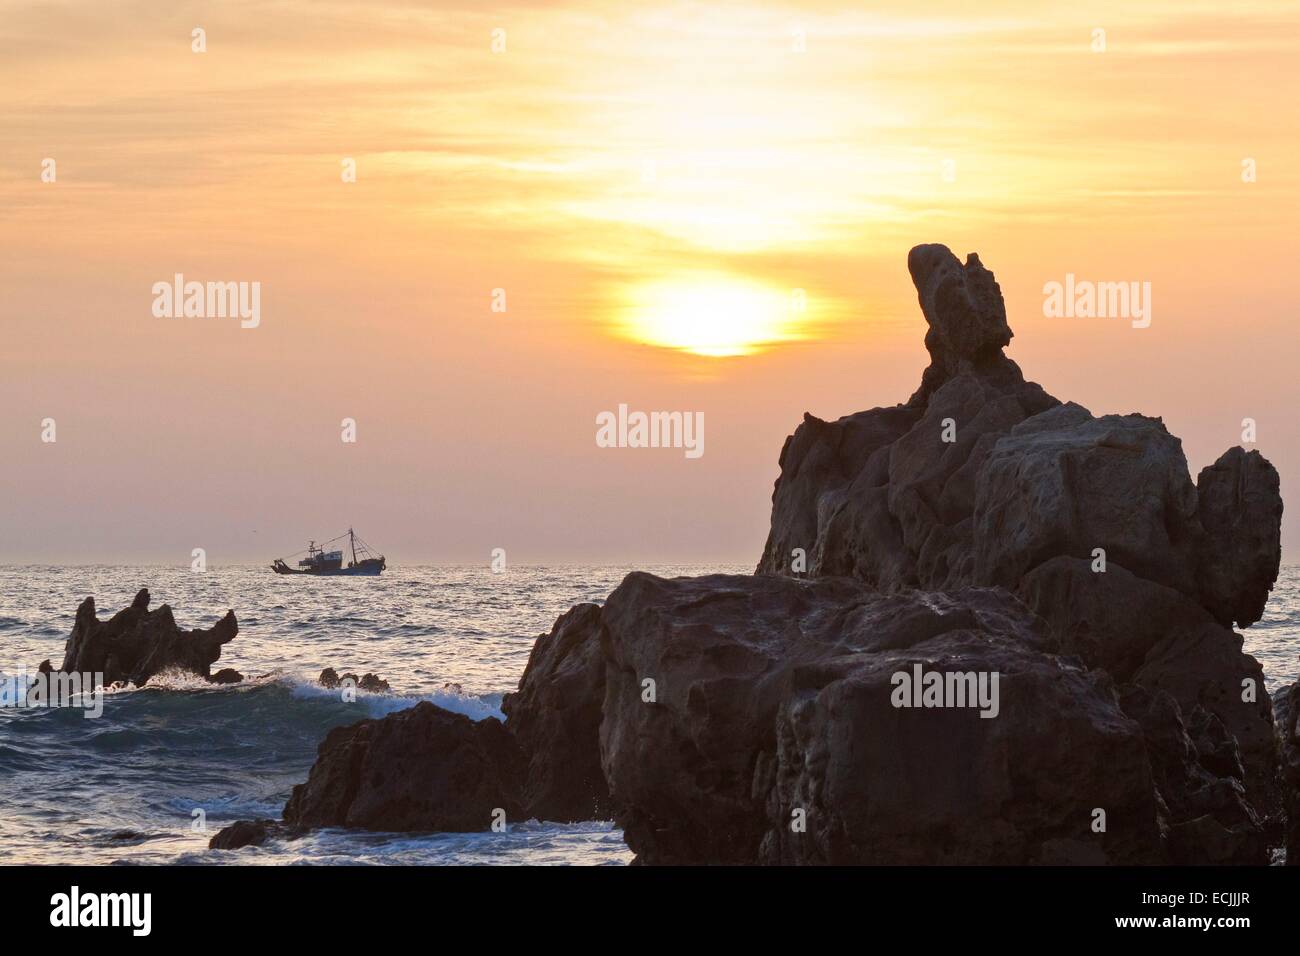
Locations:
271;528;386;576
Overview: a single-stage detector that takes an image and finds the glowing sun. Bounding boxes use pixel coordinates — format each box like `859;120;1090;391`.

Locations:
616;275;808;357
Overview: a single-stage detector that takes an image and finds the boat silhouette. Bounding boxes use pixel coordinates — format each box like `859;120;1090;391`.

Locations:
271;528;386;576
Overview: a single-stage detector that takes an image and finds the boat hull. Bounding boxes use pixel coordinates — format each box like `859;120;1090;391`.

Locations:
271;557;385;576
271;565;384;576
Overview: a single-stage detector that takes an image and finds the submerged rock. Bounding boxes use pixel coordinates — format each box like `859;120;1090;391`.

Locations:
46;588;236;688
208;818;276;850
358;673;390;693
318;668;390;692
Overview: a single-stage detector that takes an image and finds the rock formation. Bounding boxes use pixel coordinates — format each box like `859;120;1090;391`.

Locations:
1272;681;1300;864
212;244;1286;865
755;245;1284;834
41;588;237;688
318;668;391;692
208;818;278;850
282;701;524;832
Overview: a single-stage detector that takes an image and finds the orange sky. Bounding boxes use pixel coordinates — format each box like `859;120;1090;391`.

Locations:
1;0;1296;563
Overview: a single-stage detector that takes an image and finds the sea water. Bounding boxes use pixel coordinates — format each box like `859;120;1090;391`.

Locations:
0;564;1294;865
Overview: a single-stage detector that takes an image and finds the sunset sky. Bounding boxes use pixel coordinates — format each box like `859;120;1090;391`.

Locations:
0;0;1296;564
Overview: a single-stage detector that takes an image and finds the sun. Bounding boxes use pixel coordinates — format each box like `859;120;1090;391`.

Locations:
616;274;808;357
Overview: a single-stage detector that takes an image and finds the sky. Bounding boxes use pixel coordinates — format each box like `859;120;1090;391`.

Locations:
0;0;1296;565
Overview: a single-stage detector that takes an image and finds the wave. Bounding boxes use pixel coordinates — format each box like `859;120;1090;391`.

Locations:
0;674;505;774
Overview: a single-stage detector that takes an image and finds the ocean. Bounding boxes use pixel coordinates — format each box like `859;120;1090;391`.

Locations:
0;564;1295;865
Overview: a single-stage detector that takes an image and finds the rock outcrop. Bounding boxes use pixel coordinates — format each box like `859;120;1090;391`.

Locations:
318;668;391;692
595;574;1163;864
208;818;277;850
755;243;1283;839
282;701;524;832
217;244;1286;865
501;603;612;821
42;589;237;687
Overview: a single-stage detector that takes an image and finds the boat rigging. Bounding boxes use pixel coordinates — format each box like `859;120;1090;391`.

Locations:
271;528;386;576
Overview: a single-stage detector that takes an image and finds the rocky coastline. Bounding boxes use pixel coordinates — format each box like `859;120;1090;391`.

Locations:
134;244;1287;864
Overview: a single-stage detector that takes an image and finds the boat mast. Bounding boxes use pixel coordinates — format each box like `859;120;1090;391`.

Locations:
349;527;357;566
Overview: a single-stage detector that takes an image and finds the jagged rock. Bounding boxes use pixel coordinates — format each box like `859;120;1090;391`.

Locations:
1118;685;1266;864
756;243;1285;850
907;245;1015;405
318;667;340;688
209;668;243;685
45;589;236;687
501;603;612;821
208;818;276;850
756;406;919;586
282;701;524;832
1133;623;1279;827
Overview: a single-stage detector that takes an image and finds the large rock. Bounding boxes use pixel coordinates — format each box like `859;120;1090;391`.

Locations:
46;588;236;687
282;701;524;832
972;406;1203;596
1133;623;1279;827
1196;447;1283;628
1019;556;1215;680
756;244;1285;851
1118;685;1266;865
501;603;612;821
593;572;1162;865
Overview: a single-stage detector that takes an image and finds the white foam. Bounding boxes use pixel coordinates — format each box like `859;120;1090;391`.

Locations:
286;677;504;721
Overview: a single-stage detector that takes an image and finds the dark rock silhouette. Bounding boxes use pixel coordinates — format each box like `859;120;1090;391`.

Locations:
220;244;1286;865
501;603;612;822
282;701;523;831
593;574;1164;864
208;818;275;850
318;668;391;692
44;589;236;687
756;243;1284;837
